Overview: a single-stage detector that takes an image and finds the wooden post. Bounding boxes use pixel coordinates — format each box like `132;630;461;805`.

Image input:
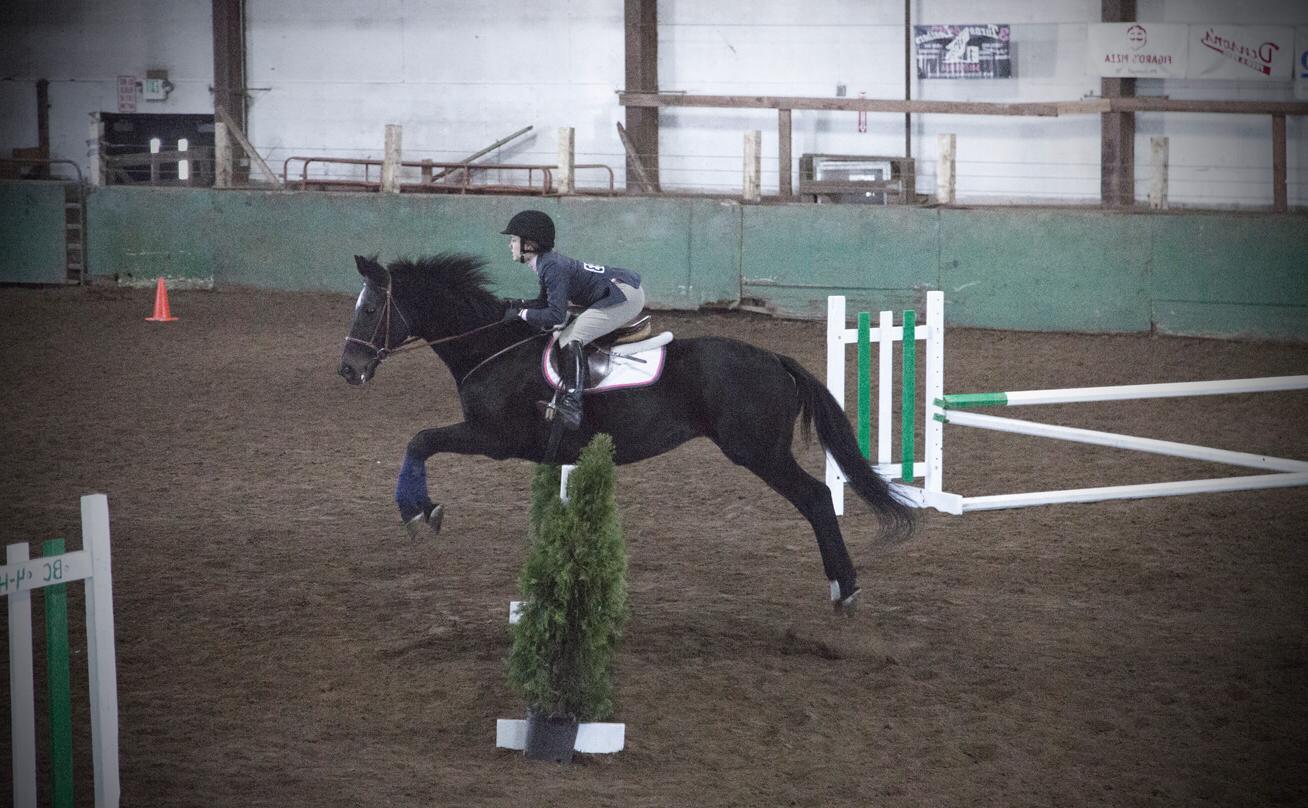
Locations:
381;124;402;193
623;0;659;192
778;109;792;199
87;115;104;186
743;130;761;203
1100;0;1136;208
936;133;956;204
557;127;575;195
1272;113;1287;213
149;138;160;186
213;121;232;188
1149;136;1168;210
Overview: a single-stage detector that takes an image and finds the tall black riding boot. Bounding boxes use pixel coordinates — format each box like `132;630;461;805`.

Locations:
550;340;586;430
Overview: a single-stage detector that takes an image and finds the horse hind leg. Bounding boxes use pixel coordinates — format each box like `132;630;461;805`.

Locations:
721;441;861;612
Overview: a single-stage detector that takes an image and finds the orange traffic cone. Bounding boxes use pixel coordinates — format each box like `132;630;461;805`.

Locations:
145;277;178;322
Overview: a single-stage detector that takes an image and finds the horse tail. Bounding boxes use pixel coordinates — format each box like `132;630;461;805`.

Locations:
779;354;916;544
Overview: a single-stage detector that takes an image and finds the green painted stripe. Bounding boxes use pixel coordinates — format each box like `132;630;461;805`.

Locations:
938;392;1009;409
901;310;916;482
42;538;73;808
856;311;871;459
933;413;949;423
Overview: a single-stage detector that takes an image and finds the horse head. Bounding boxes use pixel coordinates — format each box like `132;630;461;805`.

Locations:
338;255;412;385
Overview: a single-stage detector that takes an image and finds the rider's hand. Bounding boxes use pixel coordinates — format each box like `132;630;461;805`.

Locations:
501;307;522;323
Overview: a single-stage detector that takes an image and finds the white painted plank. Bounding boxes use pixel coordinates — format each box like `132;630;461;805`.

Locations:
8;543;37;808
82;494;120;808
0;550;93;593
495;719;626;754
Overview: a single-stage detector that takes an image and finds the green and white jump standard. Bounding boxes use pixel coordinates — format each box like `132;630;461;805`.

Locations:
4;494;120;808
826;293;1308;515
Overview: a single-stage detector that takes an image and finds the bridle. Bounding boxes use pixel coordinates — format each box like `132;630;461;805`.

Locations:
344;279;417;362
344;279;528;367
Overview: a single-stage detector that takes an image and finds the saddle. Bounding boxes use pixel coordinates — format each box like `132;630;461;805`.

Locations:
542;314;672;393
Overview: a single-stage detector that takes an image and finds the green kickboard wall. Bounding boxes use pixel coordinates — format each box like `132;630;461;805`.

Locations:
4;183;1303;340
0;182;68;284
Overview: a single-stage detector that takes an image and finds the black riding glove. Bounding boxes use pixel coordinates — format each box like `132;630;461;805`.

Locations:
501;307;522;324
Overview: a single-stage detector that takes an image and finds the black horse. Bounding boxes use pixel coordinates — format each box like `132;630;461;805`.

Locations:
338;253;914;610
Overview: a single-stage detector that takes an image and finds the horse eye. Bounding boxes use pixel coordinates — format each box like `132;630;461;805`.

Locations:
364;305;377;315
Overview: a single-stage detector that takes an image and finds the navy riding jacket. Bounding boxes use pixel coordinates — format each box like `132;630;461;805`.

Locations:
520;251;642;330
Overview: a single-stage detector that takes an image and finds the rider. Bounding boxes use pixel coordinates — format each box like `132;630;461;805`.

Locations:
499;210;645;430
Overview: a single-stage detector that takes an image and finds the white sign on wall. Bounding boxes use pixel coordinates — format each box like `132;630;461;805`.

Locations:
1296;27;1308;100
116;76;137;113
1189;25;1292;80
1088;23;1188;78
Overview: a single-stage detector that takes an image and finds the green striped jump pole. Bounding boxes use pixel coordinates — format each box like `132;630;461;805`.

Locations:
901;309;916;481
43;539;73;808
856;311;871;459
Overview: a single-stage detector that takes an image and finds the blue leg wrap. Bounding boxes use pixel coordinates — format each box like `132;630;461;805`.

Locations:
395;453;432;522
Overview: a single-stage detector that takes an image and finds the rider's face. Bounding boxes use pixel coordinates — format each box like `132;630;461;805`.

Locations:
510;235;524;263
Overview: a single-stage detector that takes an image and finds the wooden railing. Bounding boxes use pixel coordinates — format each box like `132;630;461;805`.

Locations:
619;93;1308;210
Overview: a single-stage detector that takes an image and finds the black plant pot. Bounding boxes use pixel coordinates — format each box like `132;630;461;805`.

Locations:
524;710;579;763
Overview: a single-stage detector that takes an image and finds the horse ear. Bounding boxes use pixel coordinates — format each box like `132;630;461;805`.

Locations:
354;255;388;285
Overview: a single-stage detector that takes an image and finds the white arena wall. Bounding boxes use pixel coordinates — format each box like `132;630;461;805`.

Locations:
1;0;1303;206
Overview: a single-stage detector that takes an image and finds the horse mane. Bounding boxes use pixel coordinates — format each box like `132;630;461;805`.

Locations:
385;253;503;329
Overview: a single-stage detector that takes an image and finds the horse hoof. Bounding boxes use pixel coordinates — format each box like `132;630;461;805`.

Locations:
403;504;444;541
832;585;861;616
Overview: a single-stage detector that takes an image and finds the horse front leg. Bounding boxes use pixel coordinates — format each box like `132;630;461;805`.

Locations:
395;422;512;539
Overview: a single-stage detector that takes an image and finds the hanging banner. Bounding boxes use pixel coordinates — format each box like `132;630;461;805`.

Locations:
1087;23;1188;78
914;24;1012;79
1189;25;1293;80
1296;27;1308;100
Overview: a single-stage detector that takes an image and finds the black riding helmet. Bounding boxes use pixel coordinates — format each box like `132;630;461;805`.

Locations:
500;210;555;252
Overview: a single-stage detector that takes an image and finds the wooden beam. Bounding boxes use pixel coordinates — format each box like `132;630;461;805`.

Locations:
615;122;655;192
215;104;282;186
620;93;1308;118
778;109;792;199
1272;113;1287;213
1107;98;1308;115
620;93;1066;116
623;0;659;192
432;125;533;183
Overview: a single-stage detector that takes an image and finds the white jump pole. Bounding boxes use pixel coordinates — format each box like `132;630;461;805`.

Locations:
939;375;1308;409
825;296;847;516
940;409;1308;473
960;472;1308;512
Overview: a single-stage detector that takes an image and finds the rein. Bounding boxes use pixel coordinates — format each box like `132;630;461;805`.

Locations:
344;279;509;360
456;330;553;387
346;279;546;384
